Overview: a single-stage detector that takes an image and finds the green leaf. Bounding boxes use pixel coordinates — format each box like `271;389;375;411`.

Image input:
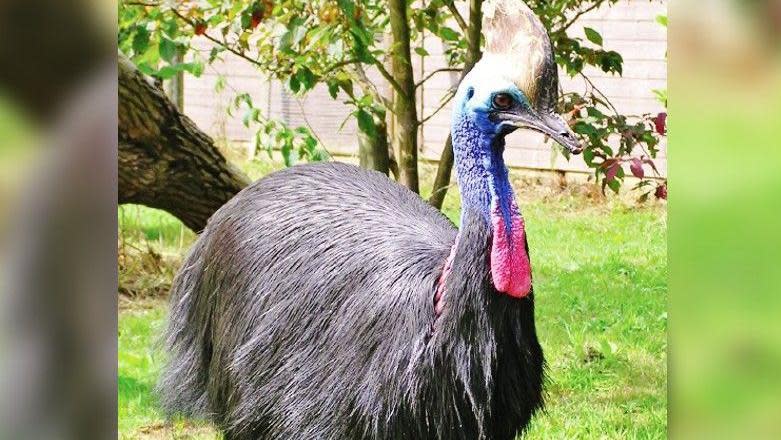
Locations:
438;27;459;41
307;26;329;50
281;137;298;167
215;75;226;93
296;68;316;91
655;15;668;28
208;47;224;63
155;65;179;79
278;19;307;53
414;47;429;57
356;109;376;137
586;106;606;119
132;27;150;56
607;178;620;194
279;28;295;53
583;147;595;166
337;0;356;20
652;88;668;107
159;37;177;63
180;62;204;77
240;11;252;29
292;25;308;46
162;19;178;38
573;120;597;137
357;94;373;107
338;78;354;97
349;28;370;61
327;82;339;99
584;27;603;46
242;108;259;128
289;75;301;93
598;51;623;75
236;93;253;108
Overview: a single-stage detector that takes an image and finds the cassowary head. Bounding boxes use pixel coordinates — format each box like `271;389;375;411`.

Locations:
455;0;581;154
450;0;581;299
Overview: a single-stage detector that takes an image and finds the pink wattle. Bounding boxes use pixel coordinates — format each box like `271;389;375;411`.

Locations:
434;241;458;316
490;200;532;298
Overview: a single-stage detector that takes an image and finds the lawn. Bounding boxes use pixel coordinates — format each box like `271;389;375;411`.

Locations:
118;159;667;439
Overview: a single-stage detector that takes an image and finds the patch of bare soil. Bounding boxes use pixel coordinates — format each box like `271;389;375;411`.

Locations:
124;421;217;439
118;238;183;307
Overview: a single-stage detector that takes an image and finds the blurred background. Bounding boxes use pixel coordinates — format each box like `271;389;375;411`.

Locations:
0;0;776;438
671;0;781;438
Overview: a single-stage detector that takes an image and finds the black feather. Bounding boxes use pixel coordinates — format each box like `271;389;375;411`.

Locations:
158;162;544;440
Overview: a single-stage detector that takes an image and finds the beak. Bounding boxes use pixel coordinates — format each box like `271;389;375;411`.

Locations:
498;110;583;155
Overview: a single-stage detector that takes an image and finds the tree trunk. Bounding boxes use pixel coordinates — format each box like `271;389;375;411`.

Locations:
429;135;455;208
163;48;185;110
388;0;419;193
429;0;484;209
118;54;250;232
358;116;390;175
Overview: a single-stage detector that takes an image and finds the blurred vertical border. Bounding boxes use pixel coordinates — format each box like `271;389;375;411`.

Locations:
0;1;117;439
671;0;781;438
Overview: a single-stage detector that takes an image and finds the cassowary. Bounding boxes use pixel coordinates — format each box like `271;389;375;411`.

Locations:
158;1;581;439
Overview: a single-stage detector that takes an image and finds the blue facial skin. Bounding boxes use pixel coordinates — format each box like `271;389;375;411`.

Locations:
451;79;531;239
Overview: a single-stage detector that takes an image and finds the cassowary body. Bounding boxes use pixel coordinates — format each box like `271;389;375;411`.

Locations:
160;163;543;439
159;1;582;438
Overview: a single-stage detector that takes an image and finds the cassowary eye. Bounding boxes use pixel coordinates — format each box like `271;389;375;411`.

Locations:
492;93;513;110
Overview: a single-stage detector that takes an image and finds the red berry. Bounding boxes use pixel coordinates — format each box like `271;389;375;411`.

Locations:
654;183;667;200
194;22;207;36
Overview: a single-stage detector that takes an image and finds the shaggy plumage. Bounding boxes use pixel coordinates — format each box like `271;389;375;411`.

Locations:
158;162;544;440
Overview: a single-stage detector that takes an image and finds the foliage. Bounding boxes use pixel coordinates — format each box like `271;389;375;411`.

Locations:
524;0;667;199
119;0;346;166
118;0;667;198
231;92;328;166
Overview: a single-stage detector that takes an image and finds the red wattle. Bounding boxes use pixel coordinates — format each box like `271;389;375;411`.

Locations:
490;200;532;298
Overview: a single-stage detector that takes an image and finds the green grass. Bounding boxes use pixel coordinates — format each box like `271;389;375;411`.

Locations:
119;305;218;439
119;161;667;439
118;306;165;434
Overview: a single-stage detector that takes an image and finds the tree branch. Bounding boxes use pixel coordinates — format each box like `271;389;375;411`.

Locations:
418;90;455;126
322;58;362;75
351;63;394;111
165;9;269;70
579;71;620;116
428;0;483;210
414;67;461;89
137;4;358;87
446;1;469;33
293;97;334;159
373;58;406;98
558;2;602;33
124;1;159;6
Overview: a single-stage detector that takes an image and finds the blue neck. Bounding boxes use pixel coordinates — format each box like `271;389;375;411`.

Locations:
451;114;516;232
